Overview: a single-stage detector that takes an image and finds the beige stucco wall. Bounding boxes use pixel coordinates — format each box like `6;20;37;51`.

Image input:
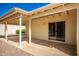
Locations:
31;9;76;45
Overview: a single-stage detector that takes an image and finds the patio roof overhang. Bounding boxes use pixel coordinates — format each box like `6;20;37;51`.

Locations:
30;3;79;19
0;7;30;25
0;3;79;23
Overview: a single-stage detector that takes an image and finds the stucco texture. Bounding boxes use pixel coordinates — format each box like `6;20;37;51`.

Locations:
31;9;76;45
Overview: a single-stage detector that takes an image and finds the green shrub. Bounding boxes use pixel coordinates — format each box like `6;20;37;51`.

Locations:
16;29;26;34
16;30;19;34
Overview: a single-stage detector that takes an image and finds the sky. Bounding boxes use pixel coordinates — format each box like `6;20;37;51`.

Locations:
0;3;49;16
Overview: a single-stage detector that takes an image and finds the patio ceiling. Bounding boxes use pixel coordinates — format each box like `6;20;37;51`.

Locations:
0;8;30;25
30;3;79;19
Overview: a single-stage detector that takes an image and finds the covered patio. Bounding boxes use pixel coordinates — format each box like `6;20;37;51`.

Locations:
0;7;32;48
0;3;79;56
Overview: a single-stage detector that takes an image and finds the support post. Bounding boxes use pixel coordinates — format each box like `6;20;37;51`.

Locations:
19;14;22;48
77;8;79;56
29;18;32;45
5;22;8;41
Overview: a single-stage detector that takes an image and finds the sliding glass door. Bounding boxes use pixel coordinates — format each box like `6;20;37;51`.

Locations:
49;21;65;42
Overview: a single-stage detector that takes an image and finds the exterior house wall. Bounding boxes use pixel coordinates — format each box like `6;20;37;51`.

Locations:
0;24;25;36
0;24;5;36
31;9;76;45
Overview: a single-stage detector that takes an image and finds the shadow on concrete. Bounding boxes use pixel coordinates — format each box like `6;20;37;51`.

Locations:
7;35;77;56
0;38;33;56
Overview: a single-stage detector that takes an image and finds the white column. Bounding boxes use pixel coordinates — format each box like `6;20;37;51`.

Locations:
5;22;8;41
19;14;22;48
29;18;32;45
77;8;79;56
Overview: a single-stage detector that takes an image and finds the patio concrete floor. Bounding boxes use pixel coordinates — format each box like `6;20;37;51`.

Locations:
5;35;77;56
